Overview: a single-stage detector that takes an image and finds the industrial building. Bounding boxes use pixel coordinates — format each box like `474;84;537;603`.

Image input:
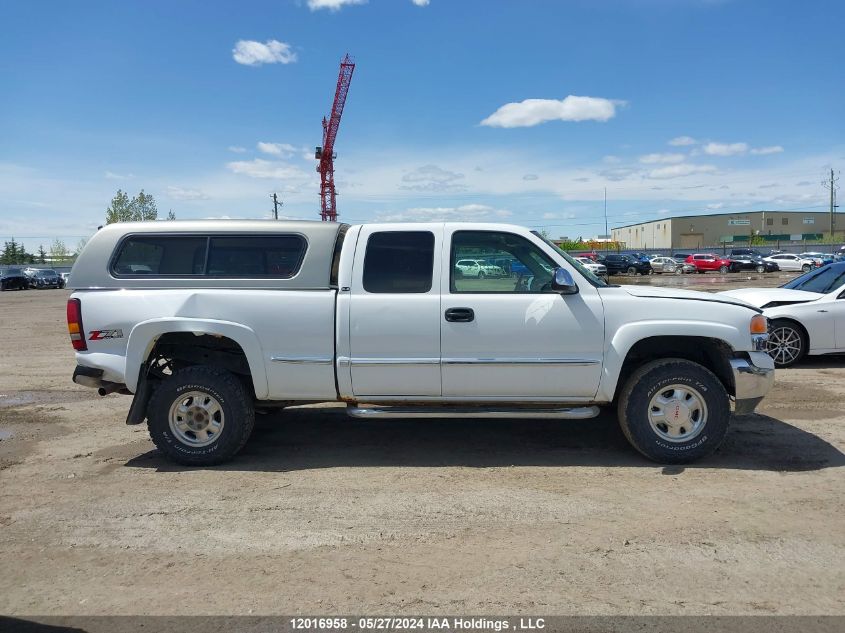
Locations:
612;210;842;250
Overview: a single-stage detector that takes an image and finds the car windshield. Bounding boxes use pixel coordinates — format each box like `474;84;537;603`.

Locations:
36;270;56;277
531;232;608;287
781;263;845;294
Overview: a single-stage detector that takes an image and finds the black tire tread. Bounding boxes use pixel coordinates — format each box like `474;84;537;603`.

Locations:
617;358;730;464
147;365;255;466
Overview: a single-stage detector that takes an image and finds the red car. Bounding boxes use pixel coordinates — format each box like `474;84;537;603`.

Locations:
685;253;734;274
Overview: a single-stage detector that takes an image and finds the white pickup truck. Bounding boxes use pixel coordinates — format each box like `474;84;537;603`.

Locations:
67;220;774;466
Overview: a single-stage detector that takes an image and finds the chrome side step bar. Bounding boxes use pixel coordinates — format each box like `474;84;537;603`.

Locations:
346;405;600;420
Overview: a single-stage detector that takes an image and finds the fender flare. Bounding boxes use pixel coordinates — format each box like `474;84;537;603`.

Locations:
596;321;742;402
125;317;269;399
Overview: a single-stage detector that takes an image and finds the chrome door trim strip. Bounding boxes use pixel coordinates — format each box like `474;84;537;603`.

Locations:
347;357;441;366
270;356;334;365
441;358;600;366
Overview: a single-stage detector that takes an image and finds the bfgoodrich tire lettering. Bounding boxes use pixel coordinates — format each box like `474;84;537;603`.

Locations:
617;358;730;464
147;366;255;466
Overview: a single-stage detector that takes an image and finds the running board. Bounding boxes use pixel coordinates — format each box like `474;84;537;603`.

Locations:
346;405;600;420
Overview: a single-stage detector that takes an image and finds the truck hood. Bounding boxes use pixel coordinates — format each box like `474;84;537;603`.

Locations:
619;285;759;310
717;287;820;308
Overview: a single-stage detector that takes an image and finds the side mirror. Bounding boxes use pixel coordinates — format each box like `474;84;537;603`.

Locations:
551;267;578;295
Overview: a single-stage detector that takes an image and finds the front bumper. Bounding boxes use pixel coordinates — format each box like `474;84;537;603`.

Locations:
730;352;775;415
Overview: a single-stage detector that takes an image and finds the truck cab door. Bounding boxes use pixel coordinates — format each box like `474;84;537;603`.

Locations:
345;225;443;397
439;228;604;400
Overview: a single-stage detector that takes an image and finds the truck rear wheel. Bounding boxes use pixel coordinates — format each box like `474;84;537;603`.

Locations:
617;358;729;464
147;366;255;466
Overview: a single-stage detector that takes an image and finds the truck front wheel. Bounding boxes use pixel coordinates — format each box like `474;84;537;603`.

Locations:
147;365;255;466
617;358;729;464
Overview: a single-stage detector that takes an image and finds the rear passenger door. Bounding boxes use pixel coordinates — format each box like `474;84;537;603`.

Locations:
347;226;443;397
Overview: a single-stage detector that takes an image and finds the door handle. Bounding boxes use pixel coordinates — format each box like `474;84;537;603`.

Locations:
445;307;475;323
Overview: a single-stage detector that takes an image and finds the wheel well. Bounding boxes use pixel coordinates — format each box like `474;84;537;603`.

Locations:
144;332;253;392
616;336;735;399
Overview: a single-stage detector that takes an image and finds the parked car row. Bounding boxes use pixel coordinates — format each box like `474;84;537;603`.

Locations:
0;267;66;291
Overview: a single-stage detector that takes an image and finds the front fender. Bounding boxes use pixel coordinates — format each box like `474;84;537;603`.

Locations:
596;320;743;402
125;317;269;398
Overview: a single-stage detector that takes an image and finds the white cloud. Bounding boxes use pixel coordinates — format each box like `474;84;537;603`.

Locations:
307;0;367;10
638;153;685;165
232;40;297;66
480;95;624;128
522;174;539;181
226;158;309;180
257;142;298;157
705;203;724;210
668;136;697;146
104;171;133;180
600;167;639;181
750;145;784;155
703;142;748;156
411;0;430;5
166;186;210;201
646;164;716;179
376;203;511;222
227;146;247;153
400;164;465;191
542;212;576;220
603;155;621;164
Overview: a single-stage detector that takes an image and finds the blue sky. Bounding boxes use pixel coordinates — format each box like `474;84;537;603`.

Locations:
1;0;842;247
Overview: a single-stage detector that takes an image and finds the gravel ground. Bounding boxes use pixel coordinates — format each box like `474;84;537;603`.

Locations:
0;277;843;616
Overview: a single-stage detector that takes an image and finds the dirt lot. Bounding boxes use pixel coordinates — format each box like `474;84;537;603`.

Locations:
1;277;843;616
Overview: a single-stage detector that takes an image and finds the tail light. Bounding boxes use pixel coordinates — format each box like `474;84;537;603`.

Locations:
67;298;87;351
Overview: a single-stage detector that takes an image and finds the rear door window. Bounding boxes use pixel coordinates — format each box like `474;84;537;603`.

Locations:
363;231;435;293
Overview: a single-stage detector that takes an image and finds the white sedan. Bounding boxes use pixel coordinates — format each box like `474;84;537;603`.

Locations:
454;259;504;279
763;253;816;272
719;262;845;367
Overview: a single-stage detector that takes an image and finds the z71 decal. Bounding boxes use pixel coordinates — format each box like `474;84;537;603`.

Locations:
88;329;124;341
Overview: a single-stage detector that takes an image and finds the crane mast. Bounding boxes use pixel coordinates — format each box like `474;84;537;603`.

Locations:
316;54;355;222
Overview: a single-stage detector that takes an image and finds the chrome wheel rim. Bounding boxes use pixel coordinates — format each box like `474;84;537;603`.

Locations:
168;390;225;447
647;384;708;443
768;326;802;365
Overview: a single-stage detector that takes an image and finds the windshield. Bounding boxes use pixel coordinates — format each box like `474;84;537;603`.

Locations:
531;231;608;287
781;263;845;294
36;270;56;277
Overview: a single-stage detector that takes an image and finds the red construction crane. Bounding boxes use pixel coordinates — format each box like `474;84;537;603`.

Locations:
316;54;355;222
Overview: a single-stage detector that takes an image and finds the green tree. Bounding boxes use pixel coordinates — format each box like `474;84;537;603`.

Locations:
75;238;88;257
51;239;68;262
0;238;20;265
131;190;158;221
167;210;176;221
106;189;133;224
37;244;47;264
105;189;158;224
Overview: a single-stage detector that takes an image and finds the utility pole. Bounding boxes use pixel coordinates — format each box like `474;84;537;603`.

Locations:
822;168;839;239
271;193;283;220
603;187;608;250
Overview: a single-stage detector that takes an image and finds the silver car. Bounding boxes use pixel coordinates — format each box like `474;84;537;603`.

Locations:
650;256;693;274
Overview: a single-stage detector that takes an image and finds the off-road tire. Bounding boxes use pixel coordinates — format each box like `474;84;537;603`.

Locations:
617;358;730;464
147;365;255;466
